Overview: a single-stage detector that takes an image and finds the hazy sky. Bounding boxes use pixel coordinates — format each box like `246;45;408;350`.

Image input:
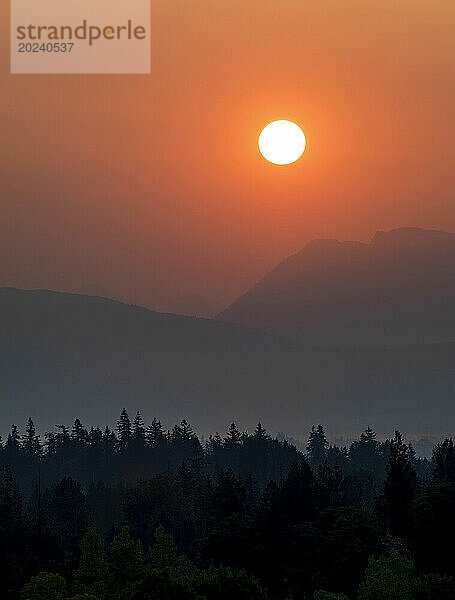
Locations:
1;1;455;315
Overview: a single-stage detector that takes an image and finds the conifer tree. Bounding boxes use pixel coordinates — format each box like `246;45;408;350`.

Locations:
20;572;67;600
145;418;165;448
5;424;21;459
23;418;41;458
358;550;415;600
224;423;241;448
44;477;88;566
212;467;247;518
102;426;116;454
315;460;343;509
173;419;194;443
384;431;416;539
172;420;196;467
349;427;384;474
108;525;143;591
132;412;145;444
116;409;132;451
0;465;23;534
279;459;314;525
432;437;455;482
72;527;109;599
149;524;180;570
71;419;88;445
307;425;329;468
253;423;269;441
189;436;205;476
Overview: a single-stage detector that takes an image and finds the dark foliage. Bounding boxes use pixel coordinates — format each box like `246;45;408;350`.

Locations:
2;413;454;600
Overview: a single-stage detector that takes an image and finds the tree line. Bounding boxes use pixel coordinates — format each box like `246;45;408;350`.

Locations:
1;410;455;599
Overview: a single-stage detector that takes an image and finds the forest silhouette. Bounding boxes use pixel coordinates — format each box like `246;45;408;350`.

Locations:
2;411;455;599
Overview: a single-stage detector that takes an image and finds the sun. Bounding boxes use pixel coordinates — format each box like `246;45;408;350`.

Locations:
259;120;306;165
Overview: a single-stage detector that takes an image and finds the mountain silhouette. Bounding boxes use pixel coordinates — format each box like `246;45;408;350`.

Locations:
1;287;454;437
218;228;455;347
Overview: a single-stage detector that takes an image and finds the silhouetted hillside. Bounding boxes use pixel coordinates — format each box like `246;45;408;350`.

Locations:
1;287;454;436
218;228;455;348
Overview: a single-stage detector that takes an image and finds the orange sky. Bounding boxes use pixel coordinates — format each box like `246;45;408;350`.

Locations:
1;0;455;315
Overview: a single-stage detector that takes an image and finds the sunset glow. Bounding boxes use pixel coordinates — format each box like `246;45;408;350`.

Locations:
1;0;455;316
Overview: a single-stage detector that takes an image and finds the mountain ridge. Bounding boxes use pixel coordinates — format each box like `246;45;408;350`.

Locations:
217;227;455;348
1;286;454;437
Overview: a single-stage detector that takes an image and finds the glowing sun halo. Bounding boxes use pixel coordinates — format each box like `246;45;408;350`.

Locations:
259;120;306;165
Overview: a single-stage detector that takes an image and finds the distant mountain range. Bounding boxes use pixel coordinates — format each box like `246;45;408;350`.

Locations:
218;228;455;348
1;282;454;437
